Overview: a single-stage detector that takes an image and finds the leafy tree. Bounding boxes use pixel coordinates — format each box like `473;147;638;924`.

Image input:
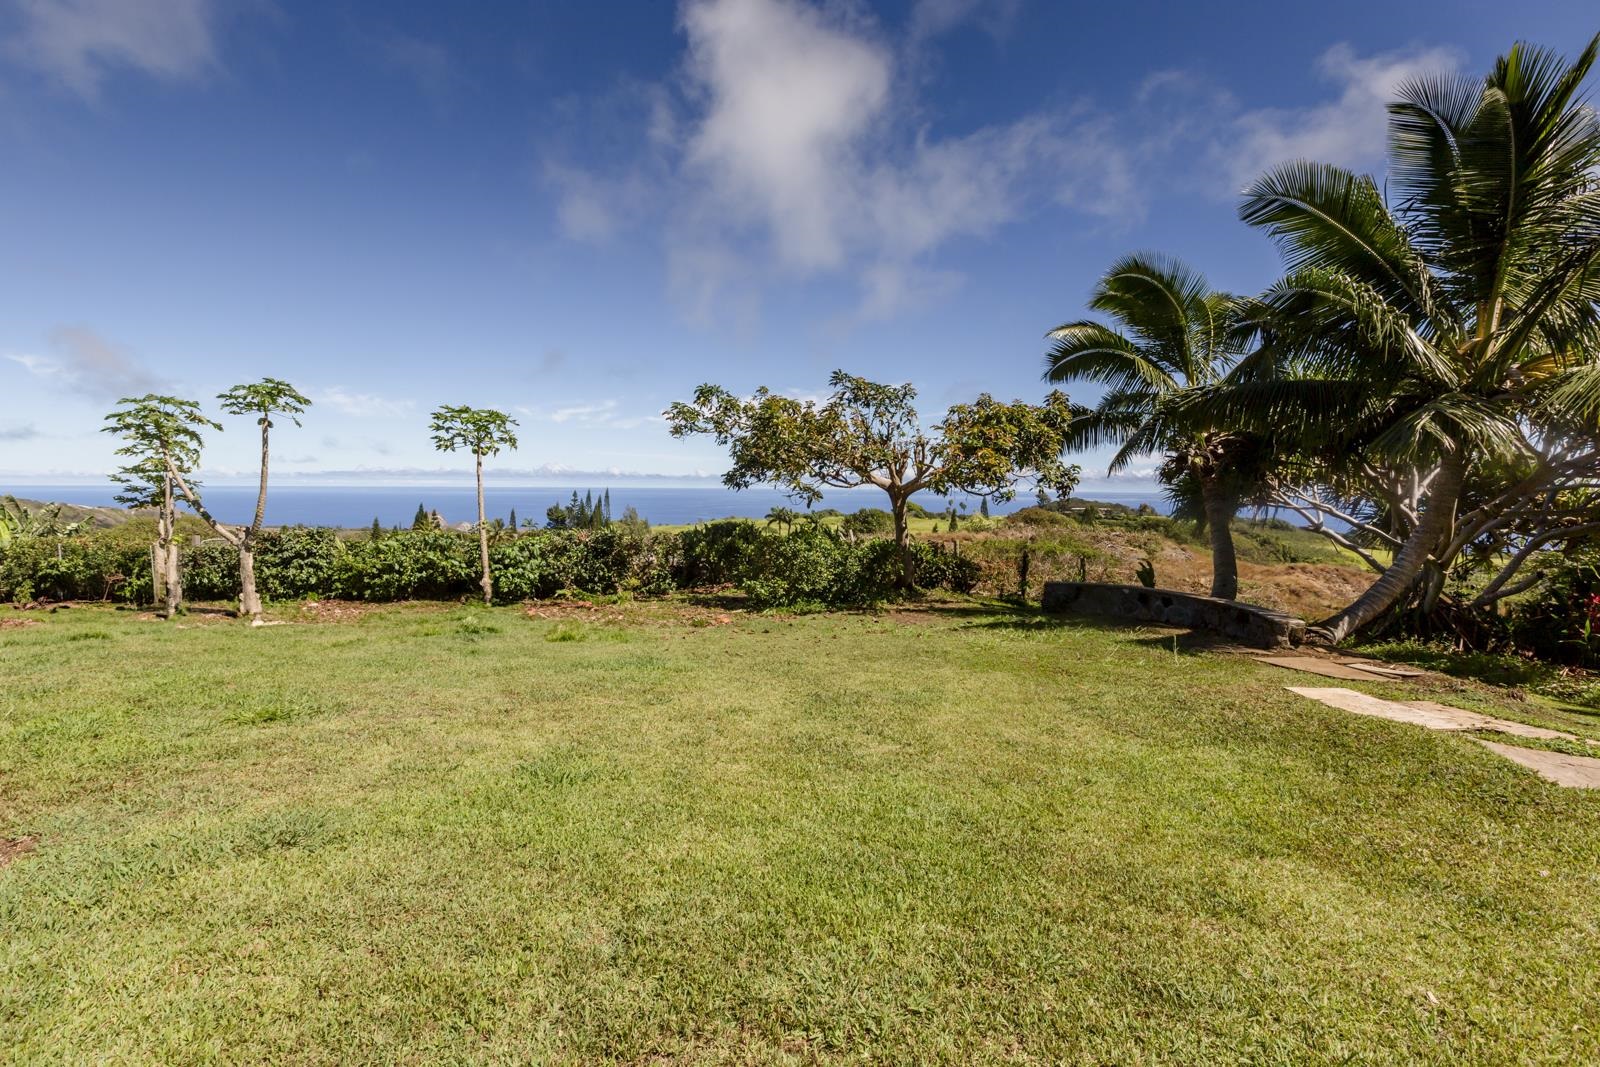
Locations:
1045;254;1261;600
1191;36;1600;640
412;503;431;530
370;517;383;541
668;371;1080;588
102;395;217;618
429;405;519;605
979;497;990;519
164;378;310;619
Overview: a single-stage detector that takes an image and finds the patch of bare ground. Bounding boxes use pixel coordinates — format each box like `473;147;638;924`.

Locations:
525;599;740;629
0;617;40;630
293;600;399;623
1;835;38;868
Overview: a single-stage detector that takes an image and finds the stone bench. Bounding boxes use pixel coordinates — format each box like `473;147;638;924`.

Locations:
1040;582;1305;649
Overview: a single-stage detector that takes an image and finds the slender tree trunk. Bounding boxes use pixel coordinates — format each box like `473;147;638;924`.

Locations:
476;451;492;605
239;417;271;619
890;491;915;590
161;471;182;619
239;542;262;618
150;541;164;611
1312;453;1468;644
1201;477;1239;601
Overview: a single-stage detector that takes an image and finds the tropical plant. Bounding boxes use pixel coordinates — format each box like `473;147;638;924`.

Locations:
430;405;519;605
667;371;1080;589
167;378;310;619
102;395;218;618
764;506;800;533
1045;254;1262;600
0;496;82;546
1189;35;1600;641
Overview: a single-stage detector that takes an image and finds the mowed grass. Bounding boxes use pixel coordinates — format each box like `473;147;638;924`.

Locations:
2;602;1598;1064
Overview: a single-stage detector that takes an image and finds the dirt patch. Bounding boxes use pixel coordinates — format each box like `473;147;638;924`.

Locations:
295;600;395;623
0;617;40;630
1;836;38;868
525;599;741;629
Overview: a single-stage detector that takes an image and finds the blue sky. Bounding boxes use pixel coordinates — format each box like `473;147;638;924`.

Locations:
1;0;1595;489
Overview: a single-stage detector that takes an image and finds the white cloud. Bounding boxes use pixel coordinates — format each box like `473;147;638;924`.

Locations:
682;0;892;271
6;0;220;98
316;387;415;419
7;325;159;400
545;7;1460;329
1222;43;1464;190
518;399;664;431
548;0;1137;328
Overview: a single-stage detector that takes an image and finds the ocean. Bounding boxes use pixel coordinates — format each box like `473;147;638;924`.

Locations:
7;483;1174;529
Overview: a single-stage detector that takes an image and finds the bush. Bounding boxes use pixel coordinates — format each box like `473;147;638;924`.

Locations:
0;518;982;610
331;530;476;601
255;528;343;599
840;508;894;537
676;521;767;587
1004;507;1073;529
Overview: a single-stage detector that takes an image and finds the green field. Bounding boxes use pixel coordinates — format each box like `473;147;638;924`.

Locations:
3;600;1598;1063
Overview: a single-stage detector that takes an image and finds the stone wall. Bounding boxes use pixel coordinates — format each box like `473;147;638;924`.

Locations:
1040;582;1305;649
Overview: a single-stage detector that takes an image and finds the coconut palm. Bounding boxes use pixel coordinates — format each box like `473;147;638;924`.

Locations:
1045;254;1257;599
765;506;799;533
1193;35;1600;642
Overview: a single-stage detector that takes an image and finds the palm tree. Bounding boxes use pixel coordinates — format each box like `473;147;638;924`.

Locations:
765;506;799;533
1045;254;1255;600
1195;35;1600;642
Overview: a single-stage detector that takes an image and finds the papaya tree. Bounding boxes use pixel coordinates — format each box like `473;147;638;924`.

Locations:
164;379;310;619
429;405;519;605
667;371;1081;588
102;395;218;619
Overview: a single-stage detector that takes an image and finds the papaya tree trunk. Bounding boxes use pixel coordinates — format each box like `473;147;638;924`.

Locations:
239;415;271;619
1201;477;1239;601
476;451;492;605
239;542;262;618
162;471;181;619
1312;453;1468;644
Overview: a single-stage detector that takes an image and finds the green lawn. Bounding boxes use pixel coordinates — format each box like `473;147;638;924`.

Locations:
3;601;1597;1064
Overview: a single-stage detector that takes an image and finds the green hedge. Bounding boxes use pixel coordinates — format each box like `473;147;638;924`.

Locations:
0;520;978;609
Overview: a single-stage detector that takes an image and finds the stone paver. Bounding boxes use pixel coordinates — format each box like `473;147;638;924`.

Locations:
1286;686;1600;788
1477;740;1600;788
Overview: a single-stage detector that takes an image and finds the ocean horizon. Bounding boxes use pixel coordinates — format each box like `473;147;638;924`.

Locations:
6;483;1175;529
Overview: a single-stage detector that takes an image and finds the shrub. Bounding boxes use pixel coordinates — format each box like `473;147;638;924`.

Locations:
332;530;476;601
1004;507;1073;528
676;521;767;587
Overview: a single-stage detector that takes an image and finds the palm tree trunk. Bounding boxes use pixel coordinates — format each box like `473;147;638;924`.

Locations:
1201;477;1239;601
1312;453;1468;644
476;451;492;606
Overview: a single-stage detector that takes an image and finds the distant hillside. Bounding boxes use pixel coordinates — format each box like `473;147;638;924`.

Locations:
5;496;139;529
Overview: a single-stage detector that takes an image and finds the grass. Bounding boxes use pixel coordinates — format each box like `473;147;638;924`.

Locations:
3;600;1599;1063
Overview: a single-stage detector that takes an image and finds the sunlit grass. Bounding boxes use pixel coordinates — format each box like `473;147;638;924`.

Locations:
2;601;1597;1063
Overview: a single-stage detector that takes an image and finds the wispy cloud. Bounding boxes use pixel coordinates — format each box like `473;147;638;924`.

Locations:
7;325;160;401
372;29;461;109
5;0;222;99
547;0;1136;328
518;399;664;431
0;423;42;442
316;387;415;418
546;8;1458;330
